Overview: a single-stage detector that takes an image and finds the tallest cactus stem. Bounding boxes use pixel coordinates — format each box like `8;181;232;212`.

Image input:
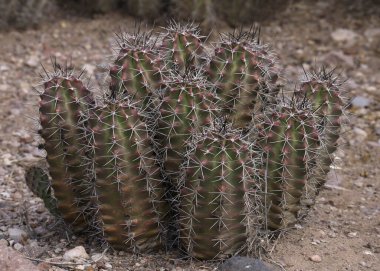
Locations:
208;28;279;129
109;30;164;106
156;72;218;180
161;22;206;72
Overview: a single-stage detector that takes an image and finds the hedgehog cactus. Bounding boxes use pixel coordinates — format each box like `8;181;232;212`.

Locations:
29;22;346;260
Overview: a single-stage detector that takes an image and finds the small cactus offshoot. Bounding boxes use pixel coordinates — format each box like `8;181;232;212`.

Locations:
28;22;346;260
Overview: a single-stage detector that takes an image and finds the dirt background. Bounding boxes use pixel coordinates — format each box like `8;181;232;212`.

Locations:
0;1;379;270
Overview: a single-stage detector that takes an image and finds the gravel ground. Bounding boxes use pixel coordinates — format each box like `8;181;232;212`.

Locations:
0;1;379;270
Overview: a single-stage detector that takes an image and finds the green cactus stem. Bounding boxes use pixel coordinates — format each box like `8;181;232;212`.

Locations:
109;30;164;109
208;28;278;129
88;100;168;252
39;67;94;232
25;165;59;216
257;104;320;230
156;72;218;180
179;129;257;259
297;68;345;190
161;22;206;72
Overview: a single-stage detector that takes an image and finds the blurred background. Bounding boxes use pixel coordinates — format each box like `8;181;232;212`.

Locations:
1;0;379;31
0;1;379;271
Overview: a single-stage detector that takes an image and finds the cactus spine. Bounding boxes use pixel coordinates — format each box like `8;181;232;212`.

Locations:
109;31;163;107
161;22;206;73
38;69;94;231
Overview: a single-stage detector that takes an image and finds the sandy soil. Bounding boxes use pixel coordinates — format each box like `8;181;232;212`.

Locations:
0;1;379;270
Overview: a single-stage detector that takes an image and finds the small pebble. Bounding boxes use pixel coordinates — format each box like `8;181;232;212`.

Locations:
25;55;39;67
63;246;89;262
351;96;371;108
13;243;23;251
309;254;322;262
353;127;368;142
218;256;275;271
8;228;28;244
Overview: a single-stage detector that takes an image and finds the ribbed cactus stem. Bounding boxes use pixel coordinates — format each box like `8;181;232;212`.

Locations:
161;22;205;72
179;130;256;259
25;165;59;216
89;101;167;252
258;105;320;230
297;70;344;189
156;73;217;180
208;30;278;129
39;73;94;231
109;32;163;108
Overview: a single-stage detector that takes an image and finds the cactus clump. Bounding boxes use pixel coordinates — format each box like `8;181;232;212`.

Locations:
29;22;346;260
